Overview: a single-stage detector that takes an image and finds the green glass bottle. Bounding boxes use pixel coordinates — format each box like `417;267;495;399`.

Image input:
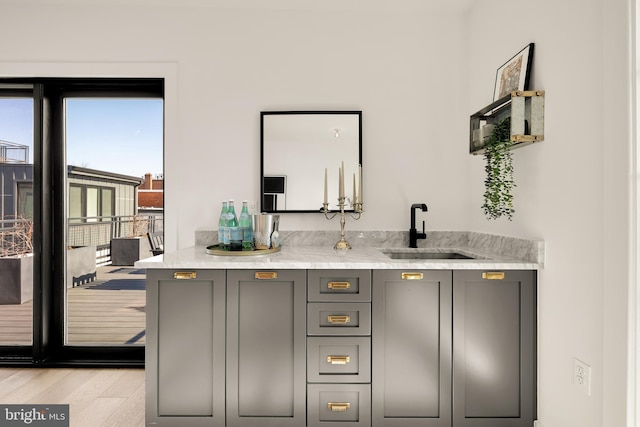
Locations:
218;201;228;250
239;200;254;250
227;200;242;251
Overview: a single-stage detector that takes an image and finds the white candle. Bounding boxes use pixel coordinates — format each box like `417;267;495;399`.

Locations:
352;173;356;204
338;162;344;198
324;168;328;205
358;164;362;204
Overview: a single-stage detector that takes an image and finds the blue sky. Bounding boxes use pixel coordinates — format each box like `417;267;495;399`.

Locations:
0;98;33;153
0;97;163;178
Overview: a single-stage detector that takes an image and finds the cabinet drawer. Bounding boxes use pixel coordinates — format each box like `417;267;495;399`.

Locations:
307;337;371;383
308;270;371;302
307;384;371;427
307;303;371;336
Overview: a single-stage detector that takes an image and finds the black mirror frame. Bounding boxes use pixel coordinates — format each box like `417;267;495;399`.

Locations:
260;110;362;213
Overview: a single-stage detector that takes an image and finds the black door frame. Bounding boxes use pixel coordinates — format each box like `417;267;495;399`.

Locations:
0;78;163;367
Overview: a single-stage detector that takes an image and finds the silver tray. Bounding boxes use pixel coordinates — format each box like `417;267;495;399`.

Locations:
206;244;281;256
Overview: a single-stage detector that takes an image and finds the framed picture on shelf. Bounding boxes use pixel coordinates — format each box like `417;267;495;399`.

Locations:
493;43;534;101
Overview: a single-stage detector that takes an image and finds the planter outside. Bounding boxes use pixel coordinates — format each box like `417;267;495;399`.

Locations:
0;254;33;304
67;246;97;288
111;237;151;266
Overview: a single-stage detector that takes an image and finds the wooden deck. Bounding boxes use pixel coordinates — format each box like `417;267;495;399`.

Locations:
0;266;146;346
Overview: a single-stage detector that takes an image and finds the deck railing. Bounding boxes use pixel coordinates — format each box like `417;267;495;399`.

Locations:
67;214;164;248
0;140;29;164
0;214;163;261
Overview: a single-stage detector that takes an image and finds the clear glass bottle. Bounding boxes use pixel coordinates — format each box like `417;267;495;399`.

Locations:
226;200;242;251
239;200;254;250
218;201;228;250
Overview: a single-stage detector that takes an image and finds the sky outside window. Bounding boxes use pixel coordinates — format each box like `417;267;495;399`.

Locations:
0;98;34;163
0;97;163;178
66;98;163;177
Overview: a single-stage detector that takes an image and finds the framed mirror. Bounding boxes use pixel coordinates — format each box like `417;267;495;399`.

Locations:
260;111;362;213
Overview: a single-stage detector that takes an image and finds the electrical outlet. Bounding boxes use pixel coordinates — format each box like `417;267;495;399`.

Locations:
573;358;591;396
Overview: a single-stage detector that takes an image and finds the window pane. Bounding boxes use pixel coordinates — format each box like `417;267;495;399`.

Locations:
69;186;82;221
86;187;98;222
0;96;34;346
65;98;163;346
101;188;114;218
17;182;33;219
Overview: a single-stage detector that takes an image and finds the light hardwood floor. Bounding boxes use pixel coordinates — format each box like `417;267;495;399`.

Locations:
0;368;145;427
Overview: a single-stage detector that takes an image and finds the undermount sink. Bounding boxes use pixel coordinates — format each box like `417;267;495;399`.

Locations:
381;249;476;260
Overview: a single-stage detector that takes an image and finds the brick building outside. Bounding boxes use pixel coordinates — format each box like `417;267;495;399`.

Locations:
138;173;163;213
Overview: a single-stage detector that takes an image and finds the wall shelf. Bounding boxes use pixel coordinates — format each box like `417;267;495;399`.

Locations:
470;90;545;155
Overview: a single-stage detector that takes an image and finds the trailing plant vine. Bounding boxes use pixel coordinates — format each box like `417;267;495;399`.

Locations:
482;117;515;220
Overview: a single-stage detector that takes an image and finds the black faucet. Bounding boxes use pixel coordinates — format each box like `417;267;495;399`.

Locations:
409;203;428;248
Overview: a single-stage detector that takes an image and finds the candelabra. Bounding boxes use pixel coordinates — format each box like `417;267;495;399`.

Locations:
323;162;363;250
323;198;363;250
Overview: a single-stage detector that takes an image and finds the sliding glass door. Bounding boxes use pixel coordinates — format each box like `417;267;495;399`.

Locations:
64;97;163;346
0;90;34;349
0;78;163;364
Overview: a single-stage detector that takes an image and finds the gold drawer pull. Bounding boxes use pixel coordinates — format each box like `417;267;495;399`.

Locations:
328;402;351;412
328;281;351;290
174;271;196;280
401;272;423;280
482;272;505;280
327;315;351;324
255;271;278;280
327;355;350;365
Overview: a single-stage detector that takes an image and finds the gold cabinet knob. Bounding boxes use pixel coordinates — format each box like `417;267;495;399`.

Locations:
482;272;505;280
328;402;351;412
255;271;278;280
173;271;196;280
327;281;351;290
327;315;351;324
327;355;350;365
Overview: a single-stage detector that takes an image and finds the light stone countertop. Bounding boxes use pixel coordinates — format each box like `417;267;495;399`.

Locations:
136;230;543;270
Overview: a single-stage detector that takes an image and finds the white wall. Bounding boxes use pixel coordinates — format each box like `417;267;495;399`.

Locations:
466;1;633;426
1;0;635;426
1;1;472;249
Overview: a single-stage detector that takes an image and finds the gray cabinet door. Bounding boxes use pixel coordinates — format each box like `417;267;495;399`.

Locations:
453;270;536;427
372;270;452;427
146;269;226;427
226;270;306;427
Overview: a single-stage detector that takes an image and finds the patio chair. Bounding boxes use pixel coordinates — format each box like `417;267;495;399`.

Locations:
147;232;164;256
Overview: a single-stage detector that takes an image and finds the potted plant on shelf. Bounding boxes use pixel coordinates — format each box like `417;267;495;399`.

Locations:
482;117;516;220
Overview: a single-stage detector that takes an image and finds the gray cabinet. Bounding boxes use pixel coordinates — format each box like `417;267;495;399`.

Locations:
372;270;452;427
146;269;226;427
146;267;536;427
226;270;306;427
452;270;536;427
372;269;536;427
307;269;372;427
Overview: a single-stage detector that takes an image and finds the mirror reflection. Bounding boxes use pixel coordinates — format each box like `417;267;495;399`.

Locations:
261;111;362;212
